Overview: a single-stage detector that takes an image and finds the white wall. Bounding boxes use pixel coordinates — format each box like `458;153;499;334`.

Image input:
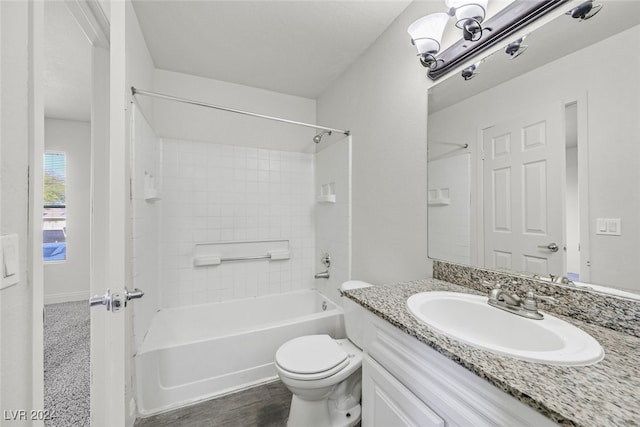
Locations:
428;25;640;291
1;0;35;417
159;138;316;309
315;136;352;304
565;146;579;276
153;69;318;153
315;0;586;286
43;118;91;304
316;1;431;285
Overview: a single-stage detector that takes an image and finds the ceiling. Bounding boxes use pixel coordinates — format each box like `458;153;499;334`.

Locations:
44;0;412;120
131;0;412;99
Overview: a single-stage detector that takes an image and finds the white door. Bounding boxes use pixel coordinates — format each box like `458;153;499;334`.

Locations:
482;103;564;276
65;1;132;425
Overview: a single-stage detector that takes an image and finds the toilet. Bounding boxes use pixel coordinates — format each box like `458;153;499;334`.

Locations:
275;280;372;427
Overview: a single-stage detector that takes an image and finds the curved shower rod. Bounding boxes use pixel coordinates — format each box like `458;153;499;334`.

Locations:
131;87;350;137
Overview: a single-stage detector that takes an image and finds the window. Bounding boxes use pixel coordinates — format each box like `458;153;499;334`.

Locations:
43;152;66;261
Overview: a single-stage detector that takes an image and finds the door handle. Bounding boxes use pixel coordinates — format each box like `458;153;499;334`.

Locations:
125;288;144;301
89;289;111;310
89;288;144;312
537;243;559;252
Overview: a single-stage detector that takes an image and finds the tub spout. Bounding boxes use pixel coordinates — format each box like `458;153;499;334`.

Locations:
314;271;330;279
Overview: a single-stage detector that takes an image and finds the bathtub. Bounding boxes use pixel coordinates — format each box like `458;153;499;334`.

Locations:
135;290;345;416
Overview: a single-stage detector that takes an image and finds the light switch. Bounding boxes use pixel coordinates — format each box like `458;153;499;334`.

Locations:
4;241;17;276
595;218;621;236
1;234;20;289
607;218;621;235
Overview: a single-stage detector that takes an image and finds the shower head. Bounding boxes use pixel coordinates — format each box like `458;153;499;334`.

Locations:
313;130;332;144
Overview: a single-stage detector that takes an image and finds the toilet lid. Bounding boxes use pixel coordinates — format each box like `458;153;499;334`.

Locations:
276;335;348;375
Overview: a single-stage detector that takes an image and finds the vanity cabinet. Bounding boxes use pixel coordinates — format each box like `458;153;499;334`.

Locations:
361;311;556;427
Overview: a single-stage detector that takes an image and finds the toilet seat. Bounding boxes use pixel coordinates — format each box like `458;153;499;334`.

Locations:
276;335;351;381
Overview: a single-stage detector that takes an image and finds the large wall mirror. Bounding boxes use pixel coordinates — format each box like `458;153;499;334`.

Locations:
427;1;640;298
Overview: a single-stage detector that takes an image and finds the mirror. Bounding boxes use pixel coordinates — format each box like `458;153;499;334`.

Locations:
427;1;640;298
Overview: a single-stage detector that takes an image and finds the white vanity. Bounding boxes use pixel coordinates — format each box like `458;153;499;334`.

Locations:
347;278;640;427
361;310;555;426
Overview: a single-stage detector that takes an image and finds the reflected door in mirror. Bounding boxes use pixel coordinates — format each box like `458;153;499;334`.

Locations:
482;103;563;275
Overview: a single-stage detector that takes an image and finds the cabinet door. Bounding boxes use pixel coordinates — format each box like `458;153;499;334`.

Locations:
362;354;444;427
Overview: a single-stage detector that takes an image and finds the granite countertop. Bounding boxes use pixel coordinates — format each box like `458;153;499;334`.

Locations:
346;278;640;427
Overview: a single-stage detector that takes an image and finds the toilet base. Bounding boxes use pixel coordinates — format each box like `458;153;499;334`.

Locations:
286;395;361;427
329;401;361;427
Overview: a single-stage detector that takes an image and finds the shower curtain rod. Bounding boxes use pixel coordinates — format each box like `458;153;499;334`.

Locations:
431;141;469;149
131;87;350;136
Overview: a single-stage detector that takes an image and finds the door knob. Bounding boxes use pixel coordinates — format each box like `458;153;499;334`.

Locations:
89;288;144;312
537;242;559;252
89;289;111;310
125;287;144;301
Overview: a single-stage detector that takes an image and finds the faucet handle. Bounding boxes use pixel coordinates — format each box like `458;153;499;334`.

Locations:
559;276;575;286
481;279;499;289
523;291;558;312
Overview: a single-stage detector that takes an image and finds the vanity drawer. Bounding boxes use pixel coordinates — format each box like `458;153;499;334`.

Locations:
363;311;555;427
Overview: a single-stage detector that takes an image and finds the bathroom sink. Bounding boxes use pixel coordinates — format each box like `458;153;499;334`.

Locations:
406;291;604;366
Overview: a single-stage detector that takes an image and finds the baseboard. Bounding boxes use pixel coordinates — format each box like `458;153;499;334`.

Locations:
45;290;89;305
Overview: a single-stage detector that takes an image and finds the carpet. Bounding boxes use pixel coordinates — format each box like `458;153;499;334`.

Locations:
44;300;90;427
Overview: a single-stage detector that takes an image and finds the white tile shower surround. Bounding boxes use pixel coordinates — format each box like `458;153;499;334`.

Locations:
159;138;316;309
131;106;162;351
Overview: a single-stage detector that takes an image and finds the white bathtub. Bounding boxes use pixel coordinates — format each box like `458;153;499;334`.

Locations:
135;290;345;416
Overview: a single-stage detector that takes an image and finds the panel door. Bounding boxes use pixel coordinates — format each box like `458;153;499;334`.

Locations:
482;103;564;276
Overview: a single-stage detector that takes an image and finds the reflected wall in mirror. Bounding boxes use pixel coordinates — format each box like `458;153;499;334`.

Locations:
427;1;640;297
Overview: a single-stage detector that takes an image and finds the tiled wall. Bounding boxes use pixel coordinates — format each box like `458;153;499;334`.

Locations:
131;106;161;350
159;138;316;308
427;153;471;265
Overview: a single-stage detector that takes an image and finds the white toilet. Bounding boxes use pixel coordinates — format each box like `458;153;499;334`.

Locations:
275;280;372;427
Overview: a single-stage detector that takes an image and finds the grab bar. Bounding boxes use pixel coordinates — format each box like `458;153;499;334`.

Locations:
221;255;271;263
194;250;290;267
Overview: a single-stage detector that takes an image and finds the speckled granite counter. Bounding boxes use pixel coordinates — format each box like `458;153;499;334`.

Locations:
345;279;640;427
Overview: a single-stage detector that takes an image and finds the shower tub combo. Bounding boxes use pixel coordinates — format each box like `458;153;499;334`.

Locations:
135;290;345;416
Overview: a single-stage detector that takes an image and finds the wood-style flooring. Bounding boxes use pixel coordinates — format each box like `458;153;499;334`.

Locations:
134;381;292;427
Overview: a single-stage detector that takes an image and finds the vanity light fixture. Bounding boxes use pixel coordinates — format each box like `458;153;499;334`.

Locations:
446;0;489;41
408;13;450;69
423;0;570;80
408;0;488;69
461;60;483;80
505;35;528;59
566;0;602;21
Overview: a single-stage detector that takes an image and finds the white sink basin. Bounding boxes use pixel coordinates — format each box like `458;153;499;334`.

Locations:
407;291;604;366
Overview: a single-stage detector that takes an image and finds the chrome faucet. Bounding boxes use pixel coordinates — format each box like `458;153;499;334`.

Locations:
488;283;522;307
315;253;331;279
483;280;557;320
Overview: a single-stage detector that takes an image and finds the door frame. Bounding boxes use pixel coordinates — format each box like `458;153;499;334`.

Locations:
30;1;45;421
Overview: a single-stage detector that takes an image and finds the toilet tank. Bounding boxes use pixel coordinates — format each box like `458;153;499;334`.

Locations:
340;280;373;349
